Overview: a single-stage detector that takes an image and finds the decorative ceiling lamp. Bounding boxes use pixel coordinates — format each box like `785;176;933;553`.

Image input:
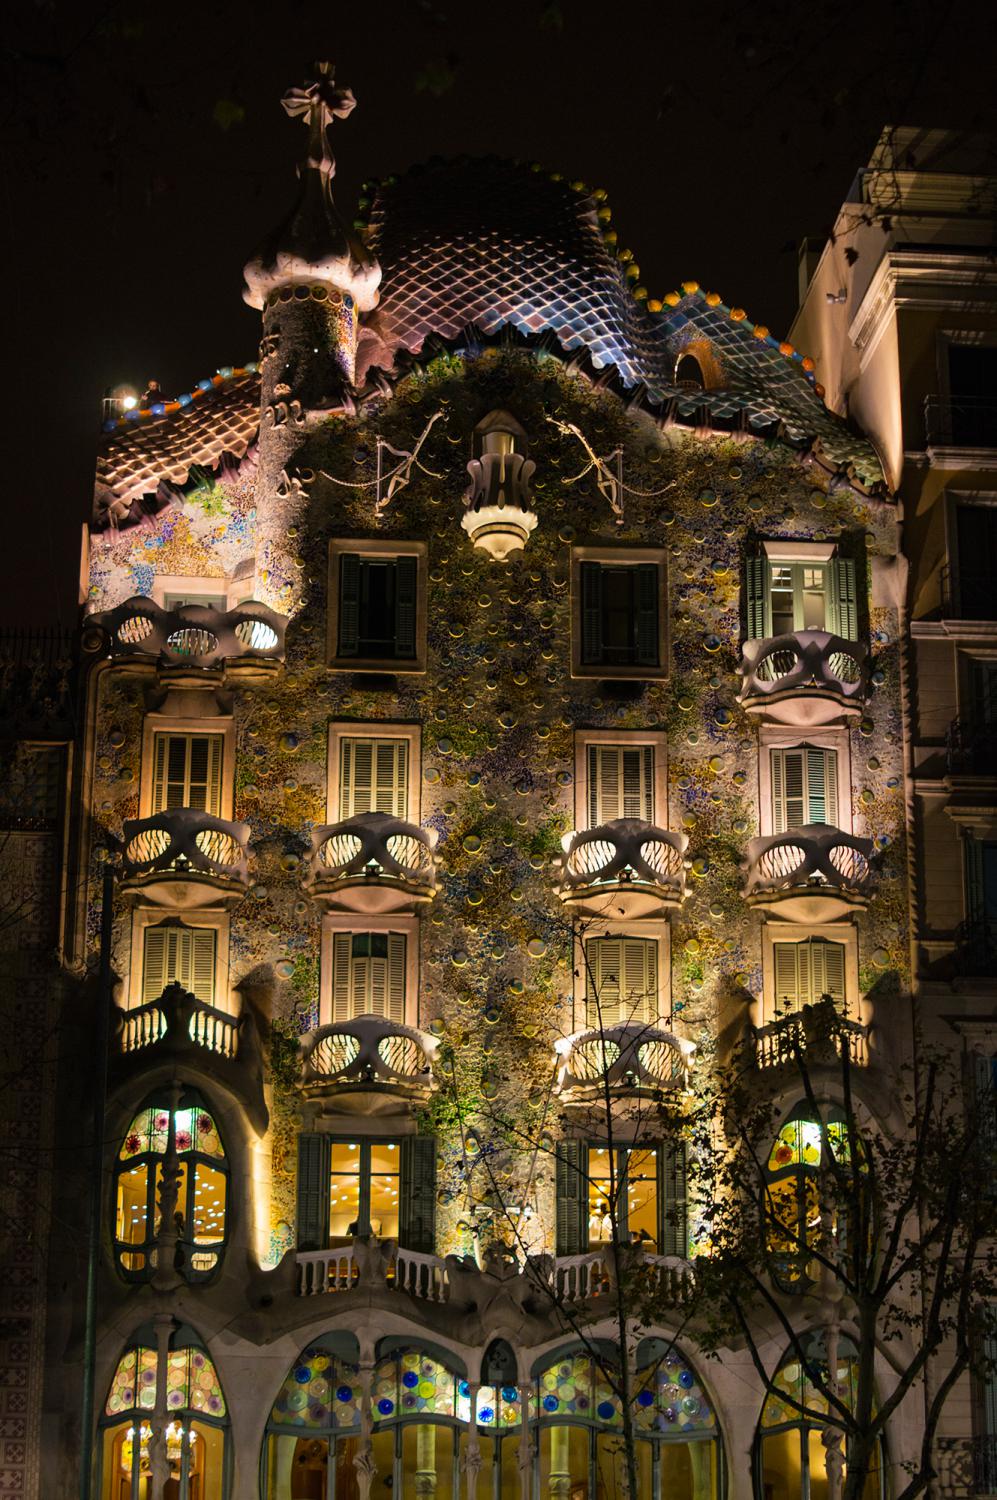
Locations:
460;411;538;562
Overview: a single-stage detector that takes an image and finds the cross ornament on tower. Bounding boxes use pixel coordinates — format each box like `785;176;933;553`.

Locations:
281;61;357;181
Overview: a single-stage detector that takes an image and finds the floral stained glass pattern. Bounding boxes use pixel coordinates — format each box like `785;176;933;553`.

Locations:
632;1352;717;1434
119;1106;223;1162
768;1115;851;1172
166;1348;226;1417
104;1348;157;1417
268;1347;360;1430
374;1350;458;1422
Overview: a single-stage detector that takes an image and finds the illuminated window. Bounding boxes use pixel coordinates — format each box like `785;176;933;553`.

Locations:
764;1103;857;1290
746;552;857;641
162;592;226;610
142;920;216;1005
98;1326;228;1500
113;1092;228;1282
329;930;407;1023
150;732;223;815
556;1140;686;1257
584;935;658;1026
587;742;654;825
758;1335;883;1500
296;1136;436;1253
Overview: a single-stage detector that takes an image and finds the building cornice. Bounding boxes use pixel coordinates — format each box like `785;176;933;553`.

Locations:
910;619;997;640
850;249;997;357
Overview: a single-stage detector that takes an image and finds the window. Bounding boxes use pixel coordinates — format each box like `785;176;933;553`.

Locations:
328;541;427;670
572;548;667;678
339;736;409;818
142;921;216;1005
964;838;997;973
772;936;846;1014
556;1139;686;1256
757;1335;883;1500
771;746;839;831
584;935;659;1027
764;1105;856;1289
151;732;223;815
587;743;654;825
99;1327;228;1500
746;551;857;641
947;345;997;447
953;504;997;619
330;930;406;1022
296;1135;436;1252
113;1094;228;1281
162;592;226;610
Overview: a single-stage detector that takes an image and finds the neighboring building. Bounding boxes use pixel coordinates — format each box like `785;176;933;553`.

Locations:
793;125;997;1494
35;77;989;1499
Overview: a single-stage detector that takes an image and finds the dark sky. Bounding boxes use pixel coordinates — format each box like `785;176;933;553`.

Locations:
3;0;995;627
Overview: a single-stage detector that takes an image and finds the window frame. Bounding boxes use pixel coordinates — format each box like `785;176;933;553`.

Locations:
152;570;257;610
320;914;420;1028
573;919;670;1033
573;728;668;831
296;1135;436;1253
327;538;428;674
761;923;860;1025
139;713;235;821
570;546;669;680
747;539;859;643
759;726;852;836
556;1138;687;1258
944;490;997;621
127;910;232;1012
326;721;422;823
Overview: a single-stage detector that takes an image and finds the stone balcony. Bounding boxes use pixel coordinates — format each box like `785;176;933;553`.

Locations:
554;1022;694;1104
110;982;267;1131
557;819;688;918
303;812;439;913
298;1014;438;1114
120;809;251;908
738;630;868;725
743;823;874;921
751;1008;870;1071
84;596;286;679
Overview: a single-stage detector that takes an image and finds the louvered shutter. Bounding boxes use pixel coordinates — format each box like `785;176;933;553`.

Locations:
624;746;653;821
556;1139;587;1255
580;562;603;665
746;555;768;639
341;738;408;817
142;926;168;1002
589;745;619;825
186;736;222;815
622;938;656;1023
152;735;168;814
586;939;621;1027
386;934;406;1023
393;556;418;660
660;1141;688;1257
331;932;353;1021
773;941;803;1012
296;1134;330;1251
811;940;846;1004
338;553;361;656
634;564;660;667
377;741;408;816
828;557;858;640
808;748;838;826
772;749;807;832
974;1053;997;1157
190;929;217;1004
399;1136;436;1253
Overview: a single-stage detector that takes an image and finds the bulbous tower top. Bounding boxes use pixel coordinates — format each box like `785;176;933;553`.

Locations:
242;62;381;312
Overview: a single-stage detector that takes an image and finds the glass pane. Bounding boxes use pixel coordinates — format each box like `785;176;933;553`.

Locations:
657;1438;717;1499
116;1164;150;1255
588;1148;614;1250
595;1431;653;1498
770;566;795;637
265;1433;328;1499
808;1426;831;1500
802;567;827;629
329;1143;361;1243
625;1149;658;1246
191;1163;226;1245
153;1161;188;1242
602;567;636;661
188;1420;225;1500
760;1429;803;1500
401;1423;456;1496
539;1425;589;1495
369;1142;400;1240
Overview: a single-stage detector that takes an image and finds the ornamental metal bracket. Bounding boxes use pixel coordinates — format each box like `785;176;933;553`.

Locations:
547;417;625;525
319;409;445;521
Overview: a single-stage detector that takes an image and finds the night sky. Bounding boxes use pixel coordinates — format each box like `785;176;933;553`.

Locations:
3;0;994;627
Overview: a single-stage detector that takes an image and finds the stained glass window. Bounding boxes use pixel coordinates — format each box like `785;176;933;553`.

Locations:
758;1339;883;1500
267;1346;360;1431
373;1349;459;1422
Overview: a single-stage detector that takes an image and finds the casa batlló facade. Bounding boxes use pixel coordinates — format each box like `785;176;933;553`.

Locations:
34;71;994;1500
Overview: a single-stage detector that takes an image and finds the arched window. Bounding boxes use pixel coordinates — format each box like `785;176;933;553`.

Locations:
764;1102;855;1290
99;1325;228;1499
114;1090;228;1282
757;1335;884;1499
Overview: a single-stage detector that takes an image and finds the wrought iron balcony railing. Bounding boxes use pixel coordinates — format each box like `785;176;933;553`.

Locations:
971;1433;997;1495
84;596;286;672
558;819;688;918
941;564;996;623
739;630;868;725
744;823;874;921
120;809;251;907
298;1014;438;1100
953;918;997;978
304;811;439;912
947;718;997;778
924;393;997;450
752;1010;870;1071
555;1022;694;1101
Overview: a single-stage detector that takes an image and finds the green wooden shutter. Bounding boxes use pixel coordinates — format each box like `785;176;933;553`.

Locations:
974;1054;997;1157
966;836;985;926
828;557;858;640
811;939;846;1005
580;562;603;665
773;941;802;1012
338;553;361;657
331;932;353;1022
745;555;768;639
339;738;368;816
807;748;837;826
660;1141;688;1257
556;1139;588;1255
296;1134;331;1251
625;746;653;822
393;556;418;660
399;1136;436;1252
634;564;660;667
142;926;168;1002
152;735;169;813
590;745;619;825
341;738;407;818
772;749;806;832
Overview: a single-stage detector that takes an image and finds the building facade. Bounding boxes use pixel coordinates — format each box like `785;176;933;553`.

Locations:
35;82;993;1500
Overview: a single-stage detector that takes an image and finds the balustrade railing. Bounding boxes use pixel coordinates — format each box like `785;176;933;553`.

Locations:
753;1010;869;1070
947;718;997;777
296;1247;359;1295
118;985;242;1059
121;809;250;891
299;1014;438;1093
553;1250;693;1303
559;820;687;914
556;1022;693;1098
739;630;868;717
394;1247;450;1303
305;812;438;909
924;393;997;449
86;596;286;668
745;824;874;902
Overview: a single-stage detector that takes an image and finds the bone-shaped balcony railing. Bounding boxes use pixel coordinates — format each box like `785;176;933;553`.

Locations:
304;811;438;908
559;819;688;911
744;823;874;901
299;1014;438;1092
739;631;868;714
555;1022;694;1097
121;809;251;886
86;596;286;668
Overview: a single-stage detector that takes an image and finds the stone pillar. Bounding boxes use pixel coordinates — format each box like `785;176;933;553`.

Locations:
548;1425;571;1497
461;1383;483;1500
517;1385;533;1500
822;1314;844;1500
152;1081;184;1292
353;1361;377;1500
147;1312;175;1498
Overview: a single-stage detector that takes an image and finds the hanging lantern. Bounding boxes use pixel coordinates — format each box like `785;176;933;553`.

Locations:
461;419;538;562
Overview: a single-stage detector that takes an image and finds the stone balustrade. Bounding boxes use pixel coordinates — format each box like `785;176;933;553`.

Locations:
558;819;688;918
739;630;868;725
555;1022;694;1101
753;1010;870;1070
85;596;286;672
299;1014;438;1099
554;1251;693;1304
304;811;439;912
120;808;251;907
744;822;874;921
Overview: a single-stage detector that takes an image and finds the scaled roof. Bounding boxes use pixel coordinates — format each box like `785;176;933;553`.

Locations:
95;158;885;527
